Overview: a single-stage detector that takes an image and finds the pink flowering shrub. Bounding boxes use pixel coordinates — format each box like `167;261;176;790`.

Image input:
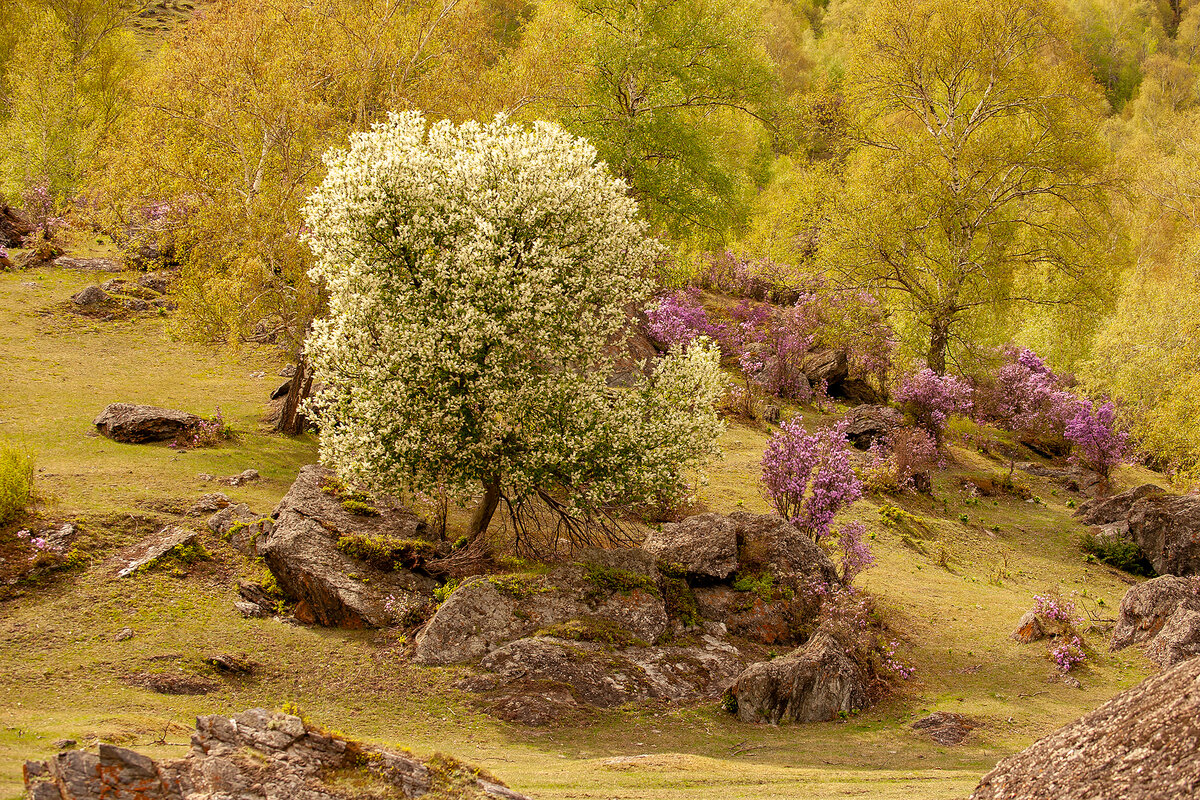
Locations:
835;521;875;583
1064;401;1128;480
1050;635;1085;673
691;255;894;397
975;347;1128;472
20;181;65;246
761;420;863;543
645;289;718;348
170;407;232;450
894;369;972;441
801;579;916;691
973;347;1079;449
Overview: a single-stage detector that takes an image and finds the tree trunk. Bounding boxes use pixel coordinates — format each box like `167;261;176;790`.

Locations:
927;319;950;375
276;352;314;434
467;479;502;540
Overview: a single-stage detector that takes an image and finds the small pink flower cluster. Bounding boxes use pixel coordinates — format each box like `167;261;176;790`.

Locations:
1033;593;1078;624
16;529;61;553
1050;635;1085;673
170;407;230;450
882;640;915;680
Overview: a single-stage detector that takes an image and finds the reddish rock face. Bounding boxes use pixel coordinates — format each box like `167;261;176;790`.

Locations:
694;585;813;645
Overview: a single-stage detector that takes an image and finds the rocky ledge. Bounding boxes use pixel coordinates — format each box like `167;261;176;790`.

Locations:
24;707;530;800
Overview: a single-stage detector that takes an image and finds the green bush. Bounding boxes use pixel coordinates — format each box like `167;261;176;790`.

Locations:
0;442;34;524
1080;532;1156;577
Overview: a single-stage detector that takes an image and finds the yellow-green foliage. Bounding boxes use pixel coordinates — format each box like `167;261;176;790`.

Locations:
581;564;661;598
335;535;432;572
0;441;33;524
535;617;649;649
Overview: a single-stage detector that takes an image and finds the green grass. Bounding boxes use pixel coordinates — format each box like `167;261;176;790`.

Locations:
0;267;1157;800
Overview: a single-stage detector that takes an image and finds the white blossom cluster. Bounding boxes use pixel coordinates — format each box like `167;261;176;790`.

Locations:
302;112;723;515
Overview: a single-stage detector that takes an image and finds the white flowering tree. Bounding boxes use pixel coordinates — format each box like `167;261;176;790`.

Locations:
302;112;724;550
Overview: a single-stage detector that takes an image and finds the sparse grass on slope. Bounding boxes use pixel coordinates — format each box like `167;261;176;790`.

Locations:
0;267;1155;800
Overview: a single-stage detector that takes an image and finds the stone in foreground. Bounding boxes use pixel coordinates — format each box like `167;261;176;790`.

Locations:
93;403;202;443
730;631;870;724
24;708;531;800
970;656;1200;800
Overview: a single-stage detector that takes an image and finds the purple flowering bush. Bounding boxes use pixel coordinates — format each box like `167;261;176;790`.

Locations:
1050;635;1086;673
974;347;1128;473
170;407;232;450
19;181;66;246
1064;401;1128;480
835;521;875;583
802;579;916;692
761;419;862;543
645;289;718;348
894;369;972;441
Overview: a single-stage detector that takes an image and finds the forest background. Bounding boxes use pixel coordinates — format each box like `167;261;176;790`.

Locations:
2;0;1199;483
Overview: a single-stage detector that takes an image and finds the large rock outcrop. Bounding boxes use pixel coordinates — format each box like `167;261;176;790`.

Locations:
1076;484;1200;576
1110;575;1200;668
425;512;857;721
729;631;870;724
414;564;668;666
256;465;436;627
643;513;739;580
969;656;1200;800
842;404;903;450
800;348;849;391
93;403;202;444
23;708;530;800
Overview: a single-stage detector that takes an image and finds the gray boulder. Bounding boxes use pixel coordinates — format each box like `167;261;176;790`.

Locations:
414;566;668;666
23;707;531;800
93;403;202;443
1146;608;1200;669
1111;575;1200;650
800;349;849;390
71;285;109;306
729;511;840;588
54;256;122;272
643;513;739;580
730;631;870;724
256;465;435;628
207;503;273;554
478;632;746;708
842;404;903;450
1076;484;1200;576
969;655;1200;800
116;526;197;578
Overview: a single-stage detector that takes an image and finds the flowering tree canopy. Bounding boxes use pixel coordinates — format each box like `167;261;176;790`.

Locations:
302;113;724;546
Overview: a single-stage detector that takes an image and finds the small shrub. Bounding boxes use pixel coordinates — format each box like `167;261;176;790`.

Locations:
170;407;232;449
433;578;462;604
1032;591;1079;624
1079;532;1155;576
0;443;34;524
863;427;940;494
1049;635;1086;673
